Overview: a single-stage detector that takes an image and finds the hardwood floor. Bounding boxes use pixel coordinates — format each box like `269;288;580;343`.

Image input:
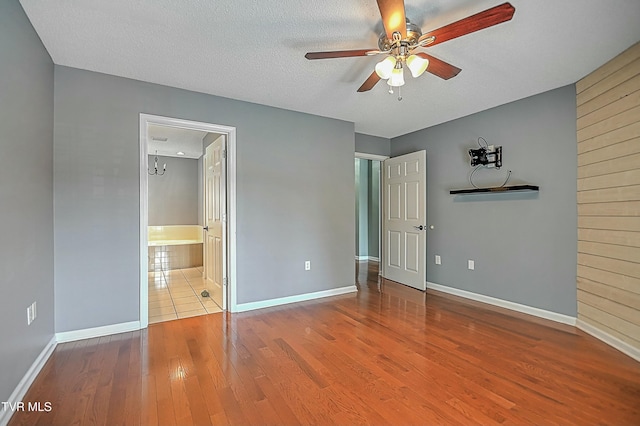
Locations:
9;261;640;425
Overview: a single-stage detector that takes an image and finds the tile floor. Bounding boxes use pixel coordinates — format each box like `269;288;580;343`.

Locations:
148;266;222;324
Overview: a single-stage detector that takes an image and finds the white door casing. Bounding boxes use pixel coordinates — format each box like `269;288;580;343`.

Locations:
140;113;238;327
382;150;426;290
355;152;388;266
204;136;227;310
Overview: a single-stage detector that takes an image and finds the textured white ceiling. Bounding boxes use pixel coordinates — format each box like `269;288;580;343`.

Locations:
20;0;640;138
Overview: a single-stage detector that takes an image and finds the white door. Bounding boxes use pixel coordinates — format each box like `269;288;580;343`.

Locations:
204;136;227;310
382;150;427;290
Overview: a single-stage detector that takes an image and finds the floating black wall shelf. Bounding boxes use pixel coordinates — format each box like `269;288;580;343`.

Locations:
449;184;539;195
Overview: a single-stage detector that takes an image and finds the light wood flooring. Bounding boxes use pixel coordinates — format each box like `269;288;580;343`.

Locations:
9;262;640;425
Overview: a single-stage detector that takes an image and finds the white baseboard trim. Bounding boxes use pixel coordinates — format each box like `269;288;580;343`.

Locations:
236;285;358;313
0;336;57;426
55;321;141;343
355;256;380;262
576;319;640;362
426;282;576;326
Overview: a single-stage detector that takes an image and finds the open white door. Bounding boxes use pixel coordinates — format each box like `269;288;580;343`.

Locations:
382;150;427;290
204;136;227;310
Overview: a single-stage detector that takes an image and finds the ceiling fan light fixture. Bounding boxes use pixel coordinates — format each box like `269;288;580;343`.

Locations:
406;54;429;78
375;56;397;79
388;65;405;87
304;2;516;94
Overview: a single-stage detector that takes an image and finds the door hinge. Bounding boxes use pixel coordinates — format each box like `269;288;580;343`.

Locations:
222;149;227;159
223;278;227;286
222;213;227;222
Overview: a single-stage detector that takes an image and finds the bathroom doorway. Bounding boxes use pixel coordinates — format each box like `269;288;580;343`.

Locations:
139;114;237;328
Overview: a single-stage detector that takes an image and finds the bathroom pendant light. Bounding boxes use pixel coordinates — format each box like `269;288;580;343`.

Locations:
148;150;166;176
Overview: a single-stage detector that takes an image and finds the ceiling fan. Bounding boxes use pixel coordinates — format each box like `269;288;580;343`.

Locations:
305;1;515;98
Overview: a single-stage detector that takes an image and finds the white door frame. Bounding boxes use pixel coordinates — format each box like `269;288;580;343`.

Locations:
355;152;388;272
139;113;238;328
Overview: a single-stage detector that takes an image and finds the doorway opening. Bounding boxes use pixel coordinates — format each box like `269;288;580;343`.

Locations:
355;152;387;275
139;114;237;328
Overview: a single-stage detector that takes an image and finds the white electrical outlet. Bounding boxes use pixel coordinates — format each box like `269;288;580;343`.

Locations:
435;255;441;265
468;260;475;270
27;302;37;325
305;261;311;271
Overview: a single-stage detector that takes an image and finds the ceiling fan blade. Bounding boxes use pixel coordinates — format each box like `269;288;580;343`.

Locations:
305;49;376;60
418;2;515;47
377;0;407;40
416;53;461;80
357;71;381;92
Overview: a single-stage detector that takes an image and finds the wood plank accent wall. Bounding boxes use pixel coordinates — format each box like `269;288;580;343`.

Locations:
576;42;640;351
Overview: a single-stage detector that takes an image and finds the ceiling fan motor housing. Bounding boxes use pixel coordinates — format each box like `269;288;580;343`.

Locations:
377;19;422;51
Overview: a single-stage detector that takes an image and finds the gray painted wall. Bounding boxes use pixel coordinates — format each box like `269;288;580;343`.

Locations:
0;0;55;403
391;85;578;316
54;66;355;332
148;155;199;225
355;133;390;157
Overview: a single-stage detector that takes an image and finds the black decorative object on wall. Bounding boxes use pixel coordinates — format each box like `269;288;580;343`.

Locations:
469;145;502;168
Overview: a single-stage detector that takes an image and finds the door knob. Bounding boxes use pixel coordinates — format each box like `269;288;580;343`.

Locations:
413;225;425;231
203;226;209;231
